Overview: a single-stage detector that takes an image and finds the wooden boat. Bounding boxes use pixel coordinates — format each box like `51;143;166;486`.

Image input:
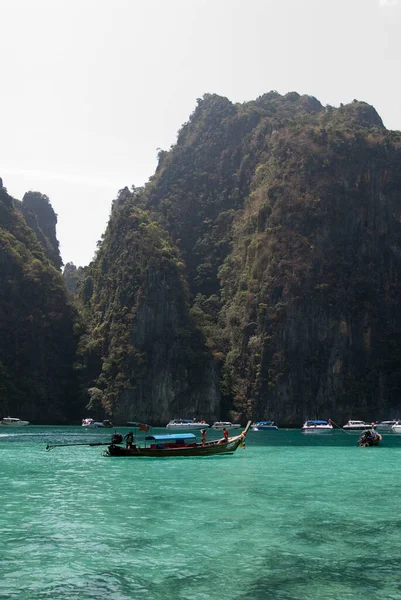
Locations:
104;421;252;457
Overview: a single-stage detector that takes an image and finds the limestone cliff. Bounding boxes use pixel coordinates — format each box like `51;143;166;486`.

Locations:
80;95;401;425
80;190;219;424
0;180;81;422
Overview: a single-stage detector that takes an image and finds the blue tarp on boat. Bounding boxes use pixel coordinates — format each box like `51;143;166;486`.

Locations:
145;433;197;441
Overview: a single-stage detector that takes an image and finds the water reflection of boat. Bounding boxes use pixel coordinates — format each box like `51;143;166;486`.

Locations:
105;422;251;457
0;417;30;426
301;420;333;433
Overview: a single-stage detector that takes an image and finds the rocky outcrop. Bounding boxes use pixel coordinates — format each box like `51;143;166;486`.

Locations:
21;191;62;270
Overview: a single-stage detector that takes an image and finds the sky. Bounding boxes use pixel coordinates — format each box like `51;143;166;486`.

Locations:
1;0;401;267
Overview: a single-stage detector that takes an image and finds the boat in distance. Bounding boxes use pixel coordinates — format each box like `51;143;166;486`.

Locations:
391;422;401;433
0;417;30;426
251;421;278;431
82;418;113;428
166;419;209;430
343;420;372;431
211;421;242;430
375;420;399;432
105;422;252;457
301;419;333;433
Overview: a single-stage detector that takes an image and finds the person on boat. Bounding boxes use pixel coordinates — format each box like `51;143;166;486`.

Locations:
223;428;229;442
124;431;134;449
201;429;207;446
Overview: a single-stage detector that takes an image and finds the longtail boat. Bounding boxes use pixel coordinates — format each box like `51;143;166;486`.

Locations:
104;421;251;457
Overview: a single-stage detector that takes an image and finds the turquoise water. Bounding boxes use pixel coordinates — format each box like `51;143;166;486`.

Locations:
1;427;401;600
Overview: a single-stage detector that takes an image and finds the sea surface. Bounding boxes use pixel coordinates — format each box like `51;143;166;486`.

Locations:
1;426;401;600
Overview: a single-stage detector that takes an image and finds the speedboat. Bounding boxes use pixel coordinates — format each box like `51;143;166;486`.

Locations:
375;420;399;432
0;417;30;426
211;421;242;430
251;421;279;431
343;420;372;431
82;418;105;428
391;422;401;433
166;419;209;430
301;419;333;433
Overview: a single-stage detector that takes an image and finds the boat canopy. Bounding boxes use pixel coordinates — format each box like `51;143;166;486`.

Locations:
307;420;328;425
256;421;274;425
145;433;196;441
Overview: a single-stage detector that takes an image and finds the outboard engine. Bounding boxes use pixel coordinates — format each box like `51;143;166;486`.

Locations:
111;433;123;445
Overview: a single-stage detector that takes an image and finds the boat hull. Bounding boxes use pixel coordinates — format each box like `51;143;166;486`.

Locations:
0;419;29;426
106;440;242;457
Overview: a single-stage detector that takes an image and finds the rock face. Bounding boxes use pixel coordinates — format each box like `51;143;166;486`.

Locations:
21;191;63;270
115;264;220;424
220;114;401;424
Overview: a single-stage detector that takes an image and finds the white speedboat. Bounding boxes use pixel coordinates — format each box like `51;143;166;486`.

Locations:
343;420;372;431
301;419;333;433
0;417;30;426
211;421;242;430
251;421;279;431
375;420;399;432
391;422;401;434
166;419;209;430
82;418;104;428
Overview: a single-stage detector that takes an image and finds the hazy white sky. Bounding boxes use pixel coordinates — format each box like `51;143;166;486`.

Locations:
1;0;400;266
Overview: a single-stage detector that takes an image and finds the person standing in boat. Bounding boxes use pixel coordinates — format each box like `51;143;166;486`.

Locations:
223;428;229;442
201;429;207;446
124;431;134;449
